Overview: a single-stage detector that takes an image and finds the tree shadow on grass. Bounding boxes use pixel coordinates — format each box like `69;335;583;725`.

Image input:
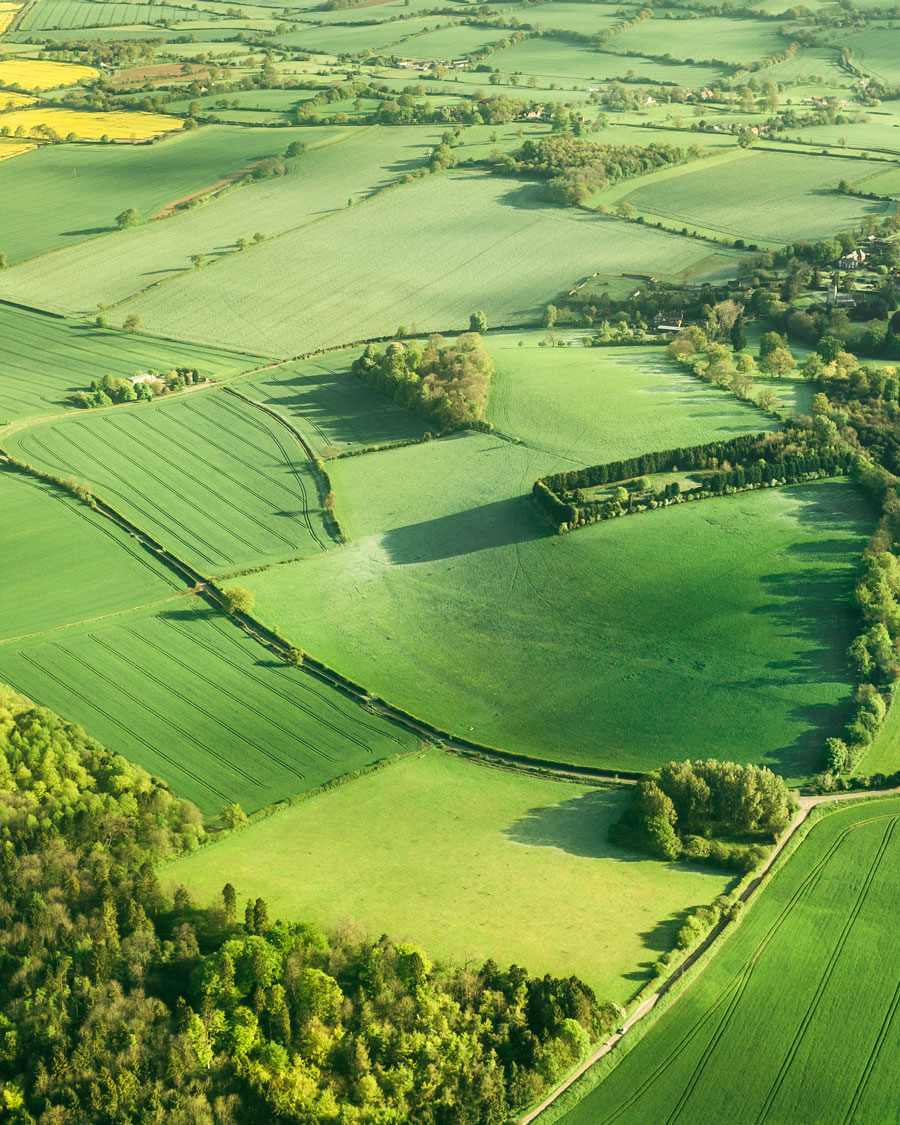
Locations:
503;789;637;860
156;605;220;623
382;494;550;564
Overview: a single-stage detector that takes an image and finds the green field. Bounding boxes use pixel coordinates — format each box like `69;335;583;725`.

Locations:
611;16;788;65
556;798;900;1124
0;125;443;314
490;37;728;86
0;468;179;641
0;302;265;421
7;387;332;572
19;1;194;29
0;125;325;264
840;27;900;86
104;174;734;357
235;351;430;456
0;600;418;813
238;384;870;780
617;151;895;243
164;750;735;1001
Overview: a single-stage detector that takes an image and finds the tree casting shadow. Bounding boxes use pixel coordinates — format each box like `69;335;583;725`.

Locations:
382;495;550;564
503;789;637;860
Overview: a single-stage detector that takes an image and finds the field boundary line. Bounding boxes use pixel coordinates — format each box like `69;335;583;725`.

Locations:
0;593;185;648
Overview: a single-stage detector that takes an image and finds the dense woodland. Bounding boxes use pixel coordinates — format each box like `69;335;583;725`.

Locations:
351;332;493;432
0;686;615;1123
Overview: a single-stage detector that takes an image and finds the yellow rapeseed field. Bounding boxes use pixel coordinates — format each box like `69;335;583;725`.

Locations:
0;59;99;90
0;90;37;108
0;3;21;34
0;107;182;141
0;137;35;161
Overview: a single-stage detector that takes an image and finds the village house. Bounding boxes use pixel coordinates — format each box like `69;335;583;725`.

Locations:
837;248;866;270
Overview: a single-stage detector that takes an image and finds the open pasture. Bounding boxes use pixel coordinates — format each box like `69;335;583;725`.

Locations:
840;27;900;86
7;388;333;573
165;751;735;1002
400;23;515;59
0;106;181;140
617;151;895;243
0;125;327;264
241;422;870;782
278;16;447;54
236;351;430;456
490;37;728;87
18;0;194;29
611;16;788;66
520;3;625;34
0;57;98;88
0;601;418;813
0;468;180;642
0;125;442;310
0;302;264;420
100;173;730;358
556;798;900;1125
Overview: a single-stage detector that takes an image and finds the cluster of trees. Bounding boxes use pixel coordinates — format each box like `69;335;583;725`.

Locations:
611;759;795;870
668;323;795;402
73;368;202;408
0;683;619;1122
493;135;702;206
533;428;849;532
351;332;493;432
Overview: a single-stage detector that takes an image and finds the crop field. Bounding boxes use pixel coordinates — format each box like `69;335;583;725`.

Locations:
0;302;265;421
617;151;895;243
235;352;430;456
165;750;735;1001
8;388;333;572
0;601;419;813
0;468;180;641
280;17;447;54
519;3;624;33
0;90;37;107
610;16;789;65
490;38;728;87
19;0;194;29
240;425;871;782
0;57;99;88
401;23;514;59
0;2;20;33
0;125;443;308
0;138;35;161
0;107;181;140
93;174;729;357
556;798;900;1125
0;125;328;264
840;28;900;86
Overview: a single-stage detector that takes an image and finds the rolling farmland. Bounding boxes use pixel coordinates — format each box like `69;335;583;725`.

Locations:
0;301;266;420
0;106;182;140
556;798;900;1125
165;750;736;1002
0;601;418;812
8;388;333;572
0;57;98;87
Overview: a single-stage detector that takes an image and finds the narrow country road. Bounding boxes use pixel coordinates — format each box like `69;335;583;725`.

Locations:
518;785;900;1125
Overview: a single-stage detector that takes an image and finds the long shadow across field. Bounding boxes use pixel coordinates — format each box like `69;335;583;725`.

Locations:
383;495;550;564
503;789;634;860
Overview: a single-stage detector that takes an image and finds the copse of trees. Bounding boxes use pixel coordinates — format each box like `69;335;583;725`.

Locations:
73;367;203;408
351;331;494;431
611;759;796;870
0;684;618;1123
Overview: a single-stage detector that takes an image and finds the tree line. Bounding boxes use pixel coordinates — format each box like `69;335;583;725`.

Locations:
351;331;494;433
0;683;618;1123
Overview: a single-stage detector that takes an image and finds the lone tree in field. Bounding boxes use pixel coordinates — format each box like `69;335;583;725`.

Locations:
469;310;488;333
190;253;205;269
221;586;254;615
123;313;142;333
115;207;139;229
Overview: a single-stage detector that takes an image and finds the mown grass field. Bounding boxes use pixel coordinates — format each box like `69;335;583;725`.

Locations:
0;302;265;420
96;174;731;357
8;387;332;572
0;106;181;140
0;125;442;309
165;750;735;1002
0;468;180;641
0;57;98;87
0;601;419;813
555;798;900;1125
617;151;894;243
0;125;326;264
236;351;430;457
240;383;871;781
